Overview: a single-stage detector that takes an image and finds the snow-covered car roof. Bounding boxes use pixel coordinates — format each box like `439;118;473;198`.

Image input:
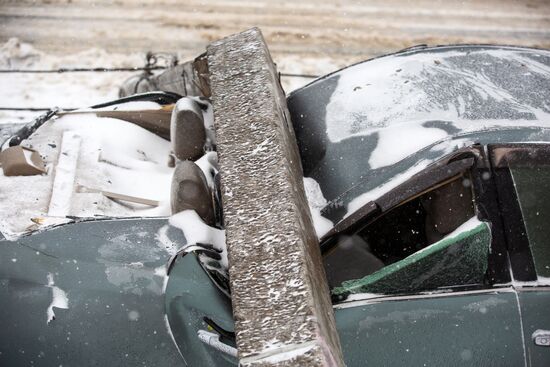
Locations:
287;45;550;225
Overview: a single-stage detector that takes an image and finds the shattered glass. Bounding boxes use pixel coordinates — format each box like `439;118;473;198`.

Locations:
333;220;491;296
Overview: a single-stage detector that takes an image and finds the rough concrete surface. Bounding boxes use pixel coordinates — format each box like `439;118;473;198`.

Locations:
207;28;344;366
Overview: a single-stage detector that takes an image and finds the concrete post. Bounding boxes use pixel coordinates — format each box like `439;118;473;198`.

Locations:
207;28;345;366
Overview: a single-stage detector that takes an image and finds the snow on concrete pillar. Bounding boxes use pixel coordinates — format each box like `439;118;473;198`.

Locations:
207;28;345;367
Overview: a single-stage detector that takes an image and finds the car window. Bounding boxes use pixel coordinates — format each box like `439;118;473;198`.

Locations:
332;219;491;296
323;174;491;297
509;166;550;278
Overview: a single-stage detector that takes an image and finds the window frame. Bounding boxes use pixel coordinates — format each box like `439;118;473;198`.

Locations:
324;144;513;304
489;143;550;284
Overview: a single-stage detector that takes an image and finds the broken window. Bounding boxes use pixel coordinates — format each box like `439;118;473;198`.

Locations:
324;169;492;297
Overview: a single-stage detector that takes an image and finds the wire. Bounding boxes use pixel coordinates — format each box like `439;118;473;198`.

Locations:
0;66;168;73
0;67;318;78
0;107;59;111
280;72;318;78
0;68;318;111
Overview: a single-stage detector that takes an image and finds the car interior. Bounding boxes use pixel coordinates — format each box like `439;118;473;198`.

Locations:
323;172;481;292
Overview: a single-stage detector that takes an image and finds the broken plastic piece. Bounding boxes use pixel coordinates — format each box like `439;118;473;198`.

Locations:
0;146;47;176
76;185;160;207
101;190;160;207
170;98;206;161
94;105;173;140
197;330;237;358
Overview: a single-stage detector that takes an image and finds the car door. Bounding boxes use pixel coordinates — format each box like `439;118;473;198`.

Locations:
324;154;526;366
334;288;524;366
330;223;525;366
490;144;550;366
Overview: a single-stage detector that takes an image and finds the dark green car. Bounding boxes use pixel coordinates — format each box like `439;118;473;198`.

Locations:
2;44;550;366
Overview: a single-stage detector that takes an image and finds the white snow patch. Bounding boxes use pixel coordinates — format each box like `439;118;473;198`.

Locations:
169;210;227;268
47;131;81;217
324;51;447;143
0;38;148;126
414;216;484;257
340;292;384;302
368;121;448;168
162;269;170;295
512;276;550;287
323;48;550;170
345;159;432;218
303;177;333;238
46;273;69;324
154;265;167;277
155;225;180;256
95;101;161;111
194;151;218;190
325;49;550;145
243;341;317;364
0;111;174;238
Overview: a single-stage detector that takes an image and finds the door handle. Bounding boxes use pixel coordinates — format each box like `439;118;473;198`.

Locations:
198;329;238;357
532;330;550;347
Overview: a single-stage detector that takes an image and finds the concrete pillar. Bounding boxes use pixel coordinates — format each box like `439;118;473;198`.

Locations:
207;28;345;367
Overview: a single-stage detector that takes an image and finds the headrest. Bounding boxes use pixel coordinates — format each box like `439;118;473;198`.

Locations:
170;98;206;161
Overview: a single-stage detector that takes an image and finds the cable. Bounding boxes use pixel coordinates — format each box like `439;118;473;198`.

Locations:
0;67;318;78
0;66;168;73
280;72;318;78
0;107;61;111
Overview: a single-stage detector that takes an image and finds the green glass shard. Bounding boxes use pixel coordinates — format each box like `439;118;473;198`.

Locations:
332;219;491;296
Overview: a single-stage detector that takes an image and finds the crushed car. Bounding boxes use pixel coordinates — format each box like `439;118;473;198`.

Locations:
1;40;550;366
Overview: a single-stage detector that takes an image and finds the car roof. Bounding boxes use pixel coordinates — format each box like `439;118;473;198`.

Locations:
287;45;550;224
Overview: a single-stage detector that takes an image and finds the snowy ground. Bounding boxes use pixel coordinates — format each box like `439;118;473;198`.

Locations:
0;38;166;126
0;37;332;127
2;0;549;58
1;0;548;125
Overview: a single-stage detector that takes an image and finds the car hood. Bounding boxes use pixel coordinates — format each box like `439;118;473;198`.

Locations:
0;217;186;365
